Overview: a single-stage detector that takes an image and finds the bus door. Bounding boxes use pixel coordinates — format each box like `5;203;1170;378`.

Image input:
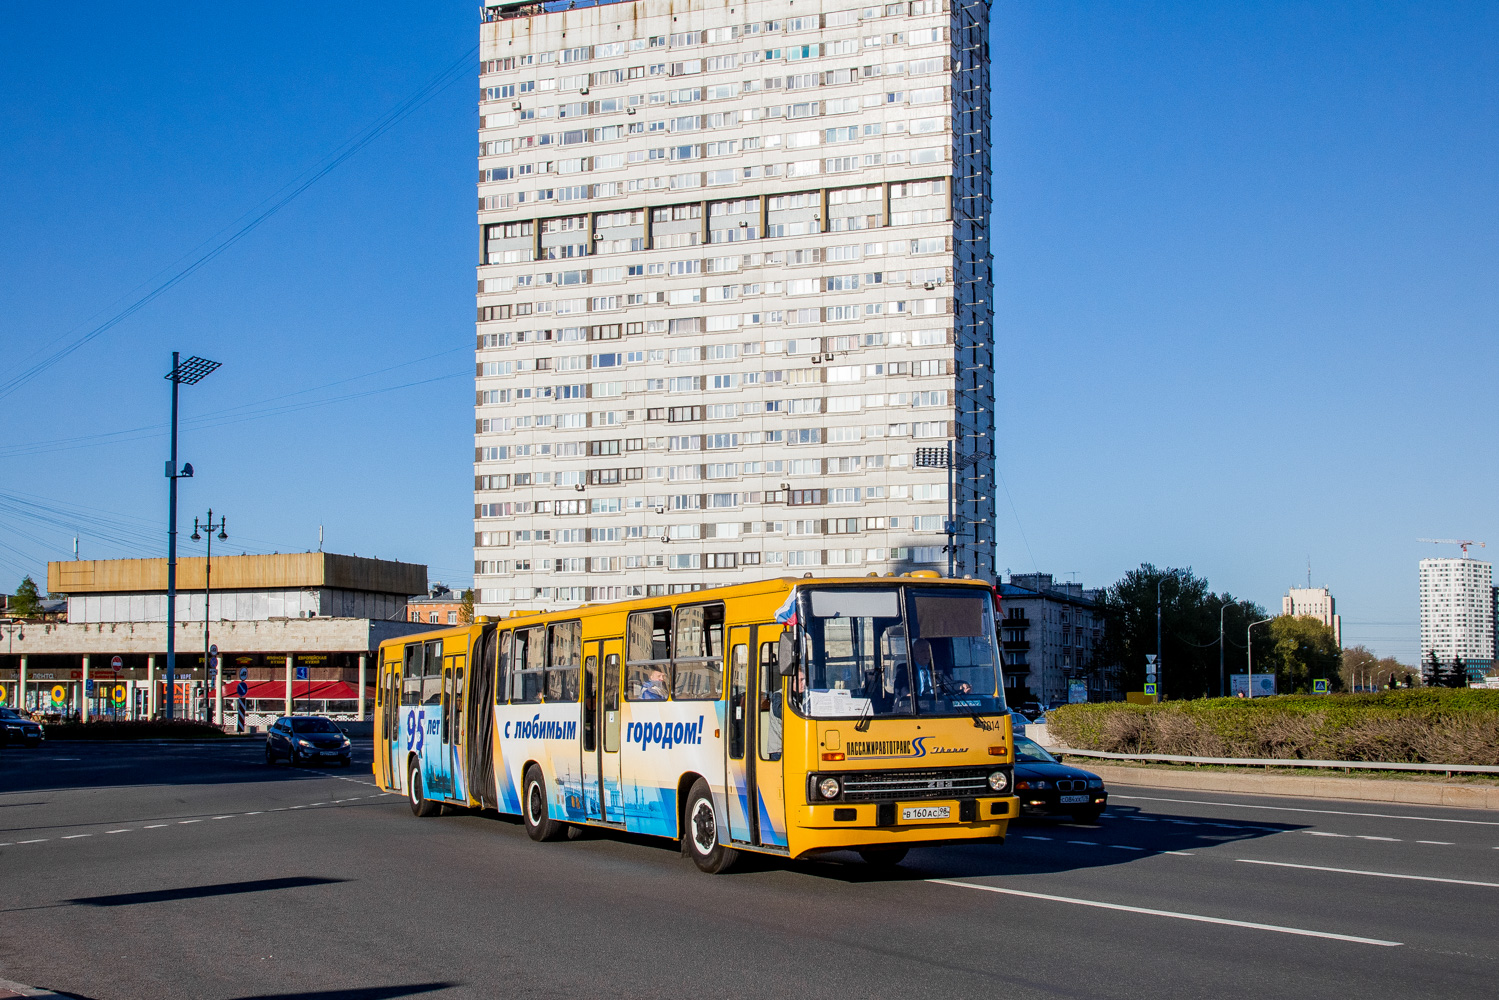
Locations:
752;625;789;849
439;651;467;802
581;642;603;820
724;627;754;844
381;654;401;790
581;639;626;823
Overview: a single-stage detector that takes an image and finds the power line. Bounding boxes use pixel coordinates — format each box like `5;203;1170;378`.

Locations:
0;43;478;403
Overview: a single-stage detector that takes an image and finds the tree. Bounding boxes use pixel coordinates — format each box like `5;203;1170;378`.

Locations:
1422;650;1443;687
1268;615;1343;694
1341;646;1377;691
459;588;475;626
8;576;41;618
1096;563;1267;699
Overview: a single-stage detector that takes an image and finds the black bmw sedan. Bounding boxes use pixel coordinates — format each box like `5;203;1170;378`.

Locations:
0;707;44;747
265;715;352;767
1013;736;1108;823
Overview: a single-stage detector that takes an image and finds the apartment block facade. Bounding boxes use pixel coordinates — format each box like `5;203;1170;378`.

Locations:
472;0;995;613
1418;556;1495;671
1282;586;1341;647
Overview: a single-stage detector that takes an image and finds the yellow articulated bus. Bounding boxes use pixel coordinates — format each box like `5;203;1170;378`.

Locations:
373;573;1019;873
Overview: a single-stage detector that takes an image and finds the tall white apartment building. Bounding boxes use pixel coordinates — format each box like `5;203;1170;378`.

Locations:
472;0;995;614
1282;586;1341;647
1419;557;1495;668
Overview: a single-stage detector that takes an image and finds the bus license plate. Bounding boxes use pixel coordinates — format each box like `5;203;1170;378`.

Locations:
1059;794;1089;805
902;805;950;821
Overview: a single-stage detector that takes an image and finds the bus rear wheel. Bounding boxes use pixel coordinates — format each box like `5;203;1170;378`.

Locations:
523;765;566;842
684;778;740;874
409;761;439;817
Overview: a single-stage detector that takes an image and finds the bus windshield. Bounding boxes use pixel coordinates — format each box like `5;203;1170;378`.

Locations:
793;586;1005;719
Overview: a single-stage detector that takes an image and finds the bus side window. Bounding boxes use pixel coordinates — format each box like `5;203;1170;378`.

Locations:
512;626;545;703
729;643;748;760
547;621;581;702
672;603;725;700
422;639;444;707
496;630;512;704
402;644;422;706
758;641;782;761
626;609;673;700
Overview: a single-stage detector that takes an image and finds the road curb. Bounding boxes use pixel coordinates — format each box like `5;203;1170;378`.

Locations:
1082;763;1499;811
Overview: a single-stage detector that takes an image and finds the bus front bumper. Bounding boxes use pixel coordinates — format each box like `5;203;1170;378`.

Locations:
791;796;1019;852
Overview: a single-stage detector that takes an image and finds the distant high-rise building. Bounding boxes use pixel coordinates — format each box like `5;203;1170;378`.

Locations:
1282;586;1341;647
1419;557;1494;675
471;0;995;614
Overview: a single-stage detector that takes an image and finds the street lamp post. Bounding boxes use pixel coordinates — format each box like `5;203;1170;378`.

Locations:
163;353;220;720
1156;576;1165;700
1219;601;1238;698
1246;617;1274;698
192;510;227;726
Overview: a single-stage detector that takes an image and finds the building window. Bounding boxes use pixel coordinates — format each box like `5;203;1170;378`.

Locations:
448;611;458;625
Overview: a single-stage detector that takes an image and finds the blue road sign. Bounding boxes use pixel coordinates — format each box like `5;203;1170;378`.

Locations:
85;679;95;696
296;666;309;681
1143;682;1158;696
1313;678;1329;694
239;667;249;681
236;680;247;697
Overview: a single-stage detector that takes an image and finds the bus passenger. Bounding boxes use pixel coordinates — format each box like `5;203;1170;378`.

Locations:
640;668;668;701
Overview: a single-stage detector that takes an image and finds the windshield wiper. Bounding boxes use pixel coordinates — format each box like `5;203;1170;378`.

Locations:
853;695;874;732
929;672;995;731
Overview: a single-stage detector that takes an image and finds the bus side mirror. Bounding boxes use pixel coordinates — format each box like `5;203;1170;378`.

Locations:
777;633;799;676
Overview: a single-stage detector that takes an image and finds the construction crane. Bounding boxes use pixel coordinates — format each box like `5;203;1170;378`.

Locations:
1417;538;1487;557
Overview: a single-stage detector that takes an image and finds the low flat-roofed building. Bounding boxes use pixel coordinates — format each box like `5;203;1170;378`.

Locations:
0;554;435;726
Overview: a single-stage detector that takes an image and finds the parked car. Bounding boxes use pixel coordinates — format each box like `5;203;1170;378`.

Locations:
0;707;44;747
1012;735;1107;823
265;715;352;767
1007;710;1029;736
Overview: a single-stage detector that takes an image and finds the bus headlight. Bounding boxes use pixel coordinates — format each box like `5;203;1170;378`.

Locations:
818;777;841;799
987;770;1009;792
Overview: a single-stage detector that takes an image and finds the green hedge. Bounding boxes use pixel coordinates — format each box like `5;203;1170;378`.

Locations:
1047;690;1499;765
42;720;229;741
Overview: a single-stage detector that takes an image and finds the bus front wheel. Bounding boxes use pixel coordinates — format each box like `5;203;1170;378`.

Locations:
409;761;439;817
523;765;566;842
684;778;740;874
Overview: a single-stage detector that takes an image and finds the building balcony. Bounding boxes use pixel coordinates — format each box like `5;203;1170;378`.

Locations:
1002;639;1030;651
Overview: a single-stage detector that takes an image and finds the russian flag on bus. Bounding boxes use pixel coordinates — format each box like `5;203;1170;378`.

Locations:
774;590;798;627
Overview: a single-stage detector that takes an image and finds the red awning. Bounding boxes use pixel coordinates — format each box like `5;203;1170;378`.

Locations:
221;680;363;700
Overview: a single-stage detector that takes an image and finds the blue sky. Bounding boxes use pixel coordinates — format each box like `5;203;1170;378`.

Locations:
2;2;1495;662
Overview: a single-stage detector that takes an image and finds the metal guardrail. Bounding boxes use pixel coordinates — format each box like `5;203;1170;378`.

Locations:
1050;748;1499;776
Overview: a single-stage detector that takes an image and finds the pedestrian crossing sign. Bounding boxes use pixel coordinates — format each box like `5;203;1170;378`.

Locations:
1143;683;1157;696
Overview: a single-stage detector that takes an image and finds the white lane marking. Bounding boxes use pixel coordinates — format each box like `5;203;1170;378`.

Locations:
1022;835;1052;841
1163;851;1196;856
144;824;168;829
1109;845;1145;851
1068;840;1099;846
17;839;47;844
1417;841;1453;846
1112;794;1499;827
244;811;263;816
61;834;91;840
1307;831;1349;838
0;843;12;847
1358;836;1400;842
177;819;201;825
1237;859;1499;888
106;830;130;834
929;879;1402;947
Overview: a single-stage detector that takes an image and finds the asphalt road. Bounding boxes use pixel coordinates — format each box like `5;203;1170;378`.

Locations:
2;740;1497;1000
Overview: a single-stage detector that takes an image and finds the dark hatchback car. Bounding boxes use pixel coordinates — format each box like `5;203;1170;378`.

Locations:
265;715;352;767
1013;736;1108;823
0;708;44;747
